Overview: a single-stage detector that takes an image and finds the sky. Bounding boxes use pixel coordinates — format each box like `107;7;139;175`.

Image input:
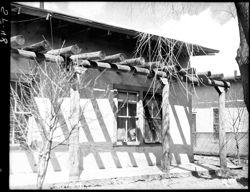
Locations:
18;2;240;76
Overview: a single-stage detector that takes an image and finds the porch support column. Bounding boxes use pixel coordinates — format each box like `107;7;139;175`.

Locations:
214;86;228;177
69;73;81;181
160;77;171;173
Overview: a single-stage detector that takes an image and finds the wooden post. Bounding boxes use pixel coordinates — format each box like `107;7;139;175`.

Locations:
160;77;171;173
215;86;228;177
69;73;81;181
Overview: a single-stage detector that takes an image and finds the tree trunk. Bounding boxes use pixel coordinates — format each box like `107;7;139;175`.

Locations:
235;134;241;165
36;141;52;189
235;3;249;112
161;78;171;173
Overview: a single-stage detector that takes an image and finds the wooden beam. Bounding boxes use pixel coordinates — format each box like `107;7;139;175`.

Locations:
46;44;81;56
214;86;228;177
115;57;145;66
11;35;25;48
142;61;163;69
70;51;105;61
100;53;126;63
184;75;230;88
23;40;51;53
132;66;150;75
11;48;64;63
160;77;171;173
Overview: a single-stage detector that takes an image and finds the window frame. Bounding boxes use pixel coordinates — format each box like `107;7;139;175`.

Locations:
115;89;140;146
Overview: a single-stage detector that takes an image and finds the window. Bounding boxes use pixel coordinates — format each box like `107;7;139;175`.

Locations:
213;108;219;133
143;93;162;143
117;90;138;143
10;81;31;145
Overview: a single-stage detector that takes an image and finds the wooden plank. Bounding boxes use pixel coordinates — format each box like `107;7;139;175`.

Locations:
46;44;81;55
100;53;126;63
23;40;51;53
70;51;105;61
115;57;145;66
160;78;171;173
11;35;25;48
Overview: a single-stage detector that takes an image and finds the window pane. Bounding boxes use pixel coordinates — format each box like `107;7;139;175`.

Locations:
117;117;126;128
117;127;126;142
144;118;161;143
128;103;137;116
128;117;136;128
118;102;127;116
127;127;136;142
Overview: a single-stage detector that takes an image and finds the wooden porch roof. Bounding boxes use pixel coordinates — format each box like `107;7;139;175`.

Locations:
11;2;219;57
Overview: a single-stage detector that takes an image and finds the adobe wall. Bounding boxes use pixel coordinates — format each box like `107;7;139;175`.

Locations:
10;19;193;175
192;82;249;133
10;63;193;175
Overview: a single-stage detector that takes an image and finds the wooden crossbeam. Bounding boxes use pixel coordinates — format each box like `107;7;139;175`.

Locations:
11;35;25;48
70;51;105;61
100;53;126;63
11;48;64;63
46;44;81;56
23;40;51;53
184;75;230;88
10;48;230;88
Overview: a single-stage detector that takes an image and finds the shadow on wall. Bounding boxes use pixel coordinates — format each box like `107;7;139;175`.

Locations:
169;81;194;164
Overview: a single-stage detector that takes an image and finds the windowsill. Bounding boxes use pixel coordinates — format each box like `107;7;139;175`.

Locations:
113;141;140;146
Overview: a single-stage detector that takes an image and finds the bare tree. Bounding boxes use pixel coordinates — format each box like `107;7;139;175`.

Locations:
226;93;248;165
10;58;85;189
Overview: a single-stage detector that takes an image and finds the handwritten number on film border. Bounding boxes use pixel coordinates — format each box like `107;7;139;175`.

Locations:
0;6;8;44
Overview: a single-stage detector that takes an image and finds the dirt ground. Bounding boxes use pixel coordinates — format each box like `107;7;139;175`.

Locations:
86;156;248;189
51;155;248;189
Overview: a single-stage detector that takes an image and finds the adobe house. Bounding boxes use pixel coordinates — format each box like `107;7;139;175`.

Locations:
192;72;249;157
10;3;229;182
